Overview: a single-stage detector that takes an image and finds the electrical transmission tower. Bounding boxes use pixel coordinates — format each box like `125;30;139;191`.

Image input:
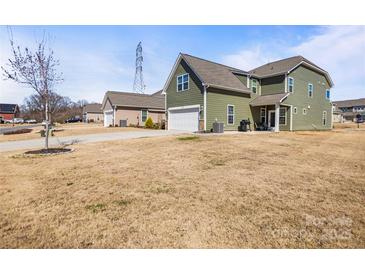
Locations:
133;42;145;93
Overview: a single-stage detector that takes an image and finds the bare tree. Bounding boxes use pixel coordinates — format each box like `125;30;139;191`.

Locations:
1;33;63;150
22;91;71;122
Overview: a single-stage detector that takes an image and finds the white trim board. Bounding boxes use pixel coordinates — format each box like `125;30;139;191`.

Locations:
167;104;201;111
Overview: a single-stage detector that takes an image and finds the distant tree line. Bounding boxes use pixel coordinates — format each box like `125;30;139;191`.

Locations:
20;92;90;123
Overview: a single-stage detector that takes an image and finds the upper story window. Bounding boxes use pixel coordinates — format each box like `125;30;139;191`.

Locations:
252;79;257;93
227;105;235;125
288;77;294;93
326;89;330;100
177;73;189;92
308;83;314;98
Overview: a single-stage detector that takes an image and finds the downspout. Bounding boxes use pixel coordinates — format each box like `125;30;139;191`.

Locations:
203;83;208;131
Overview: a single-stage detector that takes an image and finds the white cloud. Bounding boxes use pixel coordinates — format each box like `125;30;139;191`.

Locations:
222;46;280;71
221;26;365;100
290;26;365;100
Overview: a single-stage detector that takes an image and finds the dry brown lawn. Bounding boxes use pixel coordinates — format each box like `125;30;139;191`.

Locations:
0;129;364;248
0;123;144;142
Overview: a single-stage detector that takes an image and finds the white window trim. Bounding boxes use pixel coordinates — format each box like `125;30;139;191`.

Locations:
227;104;235;125
326;89;330;100
140;109;148;123
288;77;294;93
252;79;257;93
303;108;307;115
176;73;189;92
260;107;266;123
322;111;327;126
279;107;287;126
293;107;297;114
308;83;314;98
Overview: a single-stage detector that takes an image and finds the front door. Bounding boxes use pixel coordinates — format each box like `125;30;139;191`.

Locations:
268;110;275;128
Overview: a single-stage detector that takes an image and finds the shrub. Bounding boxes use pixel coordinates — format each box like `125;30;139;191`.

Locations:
144;117;154;128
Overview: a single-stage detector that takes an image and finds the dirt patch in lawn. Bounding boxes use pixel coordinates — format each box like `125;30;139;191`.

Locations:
0;129;364;248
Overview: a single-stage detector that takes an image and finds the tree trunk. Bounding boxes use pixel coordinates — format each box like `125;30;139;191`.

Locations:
45;98;49;150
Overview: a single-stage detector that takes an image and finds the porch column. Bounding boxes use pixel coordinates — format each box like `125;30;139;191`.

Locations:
274;103;280;132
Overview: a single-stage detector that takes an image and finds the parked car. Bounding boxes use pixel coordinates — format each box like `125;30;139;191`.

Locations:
25;119;37;124
13;118;24;124
65;116;82;123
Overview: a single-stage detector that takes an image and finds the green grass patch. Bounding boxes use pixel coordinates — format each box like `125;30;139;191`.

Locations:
85;203;106;213
177;135;200;141
113;199;132;206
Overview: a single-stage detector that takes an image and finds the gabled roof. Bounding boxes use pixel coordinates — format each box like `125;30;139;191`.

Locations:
249;55;334;87
0;103;19;114
163;53;251;94
250;93;289;107
102;91;165;110
83;103;102;113
333;98;365;108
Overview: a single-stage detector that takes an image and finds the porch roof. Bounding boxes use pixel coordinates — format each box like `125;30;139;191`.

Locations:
250;93;289;107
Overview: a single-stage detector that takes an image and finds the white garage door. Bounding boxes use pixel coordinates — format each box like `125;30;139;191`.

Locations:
104;111;113;127
169;106;200;132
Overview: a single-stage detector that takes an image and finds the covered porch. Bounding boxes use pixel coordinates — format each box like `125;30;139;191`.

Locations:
250;93;291;132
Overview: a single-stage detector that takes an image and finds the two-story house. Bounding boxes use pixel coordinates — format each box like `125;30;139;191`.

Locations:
163;53;333;132
332;98;365;122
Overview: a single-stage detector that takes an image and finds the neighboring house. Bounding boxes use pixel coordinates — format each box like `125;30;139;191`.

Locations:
83;103;103;123
332;98;365;122
101;90;165;127
163;53;333;132
0;103;19;122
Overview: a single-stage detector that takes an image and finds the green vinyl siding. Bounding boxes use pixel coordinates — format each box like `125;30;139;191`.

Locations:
206;88;253;131
261;75;285;95
285;65;332;130
234;74;248;86
166;59;204;118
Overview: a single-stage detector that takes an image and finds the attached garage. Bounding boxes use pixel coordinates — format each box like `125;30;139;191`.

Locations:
104;110;113;127
168;105;200;132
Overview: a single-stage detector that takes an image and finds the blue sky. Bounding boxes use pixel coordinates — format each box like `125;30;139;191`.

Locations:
0;25;364;104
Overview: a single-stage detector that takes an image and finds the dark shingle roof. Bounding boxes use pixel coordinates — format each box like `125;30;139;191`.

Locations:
249;55;331;82
250;93;289;107
0;104;19;114
104;91;164;110
333;98;365;108
181;54;251;94
83;103;102;113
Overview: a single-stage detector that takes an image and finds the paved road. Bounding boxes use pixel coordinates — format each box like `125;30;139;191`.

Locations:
0;129;188;152
0;124;41;134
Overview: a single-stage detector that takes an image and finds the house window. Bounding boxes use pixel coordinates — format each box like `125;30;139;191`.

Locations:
303;108;307;115
293;107;297;114
252;79;257;93
141;109;148;122
177;73;189;92
260;107;266;123
322;111;327;126
279;107;287;125
308;83;314;98
227;105;234;125
288;77;294;93
326;89;330;100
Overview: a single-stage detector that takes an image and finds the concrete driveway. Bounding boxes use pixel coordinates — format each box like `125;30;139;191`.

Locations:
0;129;188;152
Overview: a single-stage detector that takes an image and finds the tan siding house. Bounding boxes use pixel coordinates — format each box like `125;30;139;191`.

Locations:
101;90;165;127
83;103;103;123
